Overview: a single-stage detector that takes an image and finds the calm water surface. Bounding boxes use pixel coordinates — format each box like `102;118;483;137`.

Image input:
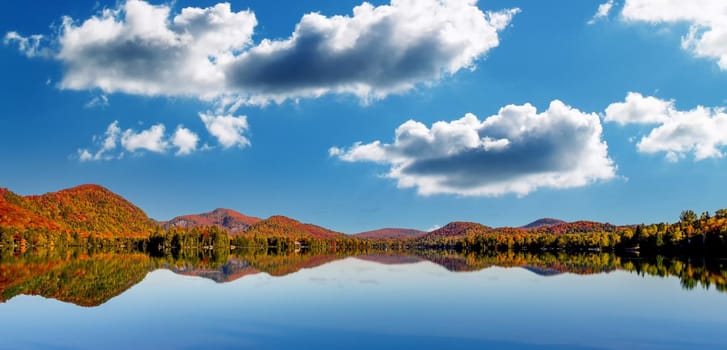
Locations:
0;252;726;350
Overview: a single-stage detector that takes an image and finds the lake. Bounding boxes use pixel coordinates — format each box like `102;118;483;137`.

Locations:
0;250;726;350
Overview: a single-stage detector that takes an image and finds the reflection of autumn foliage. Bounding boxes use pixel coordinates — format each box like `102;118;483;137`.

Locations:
230;250;345;276
0;251;152;307
413;250;618;275
414;250;727;292
2;248;727;308
620;257;727;293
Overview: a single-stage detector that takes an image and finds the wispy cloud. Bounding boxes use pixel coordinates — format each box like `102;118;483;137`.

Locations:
84;94;109;109
588;0;615;24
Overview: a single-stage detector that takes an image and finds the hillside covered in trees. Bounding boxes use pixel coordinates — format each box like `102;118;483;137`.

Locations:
0;184;157;246
1;184;727;256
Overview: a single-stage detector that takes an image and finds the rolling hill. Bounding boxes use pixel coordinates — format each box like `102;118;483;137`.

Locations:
244;215;345;239
423;221;492;238
0;184;156;238
0;184;627;245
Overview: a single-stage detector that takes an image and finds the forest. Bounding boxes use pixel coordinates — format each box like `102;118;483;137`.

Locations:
2;208;727;257
2;185;727;257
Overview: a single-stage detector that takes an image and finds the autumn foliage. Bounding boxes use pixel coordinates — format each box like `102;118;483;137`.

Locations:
0;184;157;244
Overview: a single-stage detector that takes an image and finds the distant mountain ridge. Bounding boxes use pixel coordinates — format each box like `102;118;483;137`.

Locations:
1;184;625;241
354;228;426;239
161;208;261;235
521;218;566;229
424;222;491;238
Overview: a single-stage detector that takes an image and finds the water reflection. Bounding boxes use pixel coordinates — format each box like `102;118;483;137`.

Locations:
1;247;725;307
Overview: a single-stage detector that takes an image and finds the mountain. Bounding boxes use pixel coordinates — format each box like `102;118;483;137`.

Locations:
423;221;491;238
521;218;566;229
161;208;261;235
0;183;624;245
354;228;426;239
0;184;156;238
531;221;618;235
245;215;345;239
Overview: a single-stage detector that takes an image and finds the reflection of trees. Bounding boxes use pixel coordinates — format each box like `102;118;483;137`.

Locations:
412;250;620;275
0;249;152;307
416;250;727;292
1;247;726;308
0;247;353;306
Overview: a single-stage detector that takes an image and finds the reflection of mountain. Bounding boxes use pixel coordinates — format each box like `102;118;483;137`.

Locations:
355;254;424;265
2;249;726;307
411;250;619;275
521;266;564;276
166;251;347;282
170;258;261;283
240;252;344;276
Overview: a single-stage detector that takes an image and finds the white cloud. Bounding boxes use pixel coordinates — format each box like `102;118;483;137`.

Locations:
621;0;727;69
200;113;250;148
331;100;616;196
603;92;671;124
54;0;256;99
589;0;615;24
172;126;199;156
7;0;518;105
79;121;212;161
605;93;727;161
225;1;520;104
120;124;168;153
3;31;48;57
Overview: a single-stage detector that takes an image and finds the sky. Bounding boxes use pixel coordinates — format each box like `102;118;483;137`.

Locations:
2;0;727;233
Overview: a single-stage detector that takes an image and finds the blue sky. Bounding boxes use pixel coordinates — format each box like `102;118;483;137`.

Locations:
2;0;727;233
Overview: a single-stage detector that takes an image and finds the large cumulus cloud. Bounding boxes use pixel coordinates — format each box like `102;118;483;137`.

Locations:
5;0;518;105
330;100;616;196
226;1;519;103
54;0;256;98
